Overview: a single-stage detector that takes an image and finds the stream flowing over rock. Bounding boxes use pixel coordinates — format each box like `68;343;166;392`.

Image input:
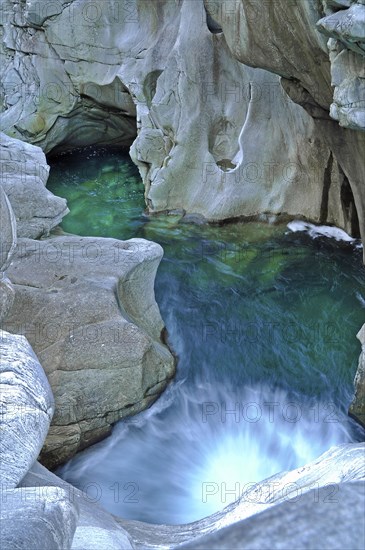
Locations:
2;235;175;468
0;0;365;547
14;443;365;549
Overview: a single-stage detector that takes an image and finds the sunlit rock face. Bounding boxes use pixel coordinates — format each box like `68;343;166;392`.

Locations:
0;0;361;238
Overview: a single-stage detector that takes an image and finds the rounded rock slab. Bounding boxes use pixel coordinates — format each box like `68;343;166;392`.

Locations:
0;331;55;487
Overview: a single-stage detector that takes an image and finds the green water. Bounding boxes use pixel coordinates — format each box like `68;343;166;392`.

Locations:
49;146;365;524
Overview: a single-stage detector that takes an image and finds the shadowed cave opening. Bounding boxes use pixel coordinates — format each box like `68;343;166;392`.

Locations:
47;146;365;525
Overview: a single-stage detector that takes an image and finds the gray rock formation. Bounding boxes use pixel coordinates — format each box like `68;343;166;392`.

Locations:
0;184;16;322
2;235;175;468
0;1;136;153
206;0;365;256
350;324;365;427
180;481;365;550
20;462;134;550
0;133;69;238
317;0;365;131
0;330;54;487
0;183;16;271
0;276;15;325
0;0;361;243
0;486;79;550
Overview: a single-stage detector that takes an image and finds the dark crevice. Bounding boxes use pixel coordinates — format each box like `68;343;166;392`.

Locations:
320;152;333;223
339;166;361;238
143;70;163;108
206;12;223;34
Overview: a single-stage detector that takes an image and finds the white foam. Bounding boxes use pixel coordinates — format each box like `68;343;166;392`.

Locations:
287;220;362;245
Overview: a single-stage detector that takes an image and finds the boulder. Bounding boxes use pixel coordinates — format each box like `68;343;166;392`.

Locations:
350;324;365;427
0;1;136;153
0;276;15;324
0;330;54;487
20;462;134;550
2;236;175;468
0;486;79;550
0;133;69;238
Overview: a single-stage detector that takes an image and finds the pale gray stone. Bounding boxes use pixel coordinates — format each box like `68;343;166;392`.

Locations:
0;184;16;272
0;276;15;323
0;0;362;244
3;236;175;468
0;486;79;550
19;462;134;550
350;324;365;427
19;445;365;550
179;481;365;550
0;331;54;487
317;1;365;132
0;133;68;238
206;0;365;256
116;443;365;549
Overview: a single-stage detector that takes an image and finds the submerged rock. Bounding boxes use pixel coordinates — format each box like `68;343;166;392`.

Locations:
350;324;365;427
2;236;175;468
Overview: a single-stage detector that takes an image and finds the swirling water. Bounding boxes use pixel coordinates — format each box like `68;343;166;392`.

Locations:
48;147;365;525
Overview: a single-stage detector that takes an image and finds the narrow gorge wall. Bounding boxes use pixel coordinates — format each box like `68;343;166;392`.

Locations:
1;0;363;244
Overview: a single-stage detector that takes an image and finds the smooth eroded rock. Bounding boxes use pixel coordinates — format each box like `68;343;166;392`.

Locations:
2;236;175;468
0;133;68;238
0;486;79;550
19;462;134;550
0;184;16;271
0;330;54;487
179;481;365;550
350;324;365;427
